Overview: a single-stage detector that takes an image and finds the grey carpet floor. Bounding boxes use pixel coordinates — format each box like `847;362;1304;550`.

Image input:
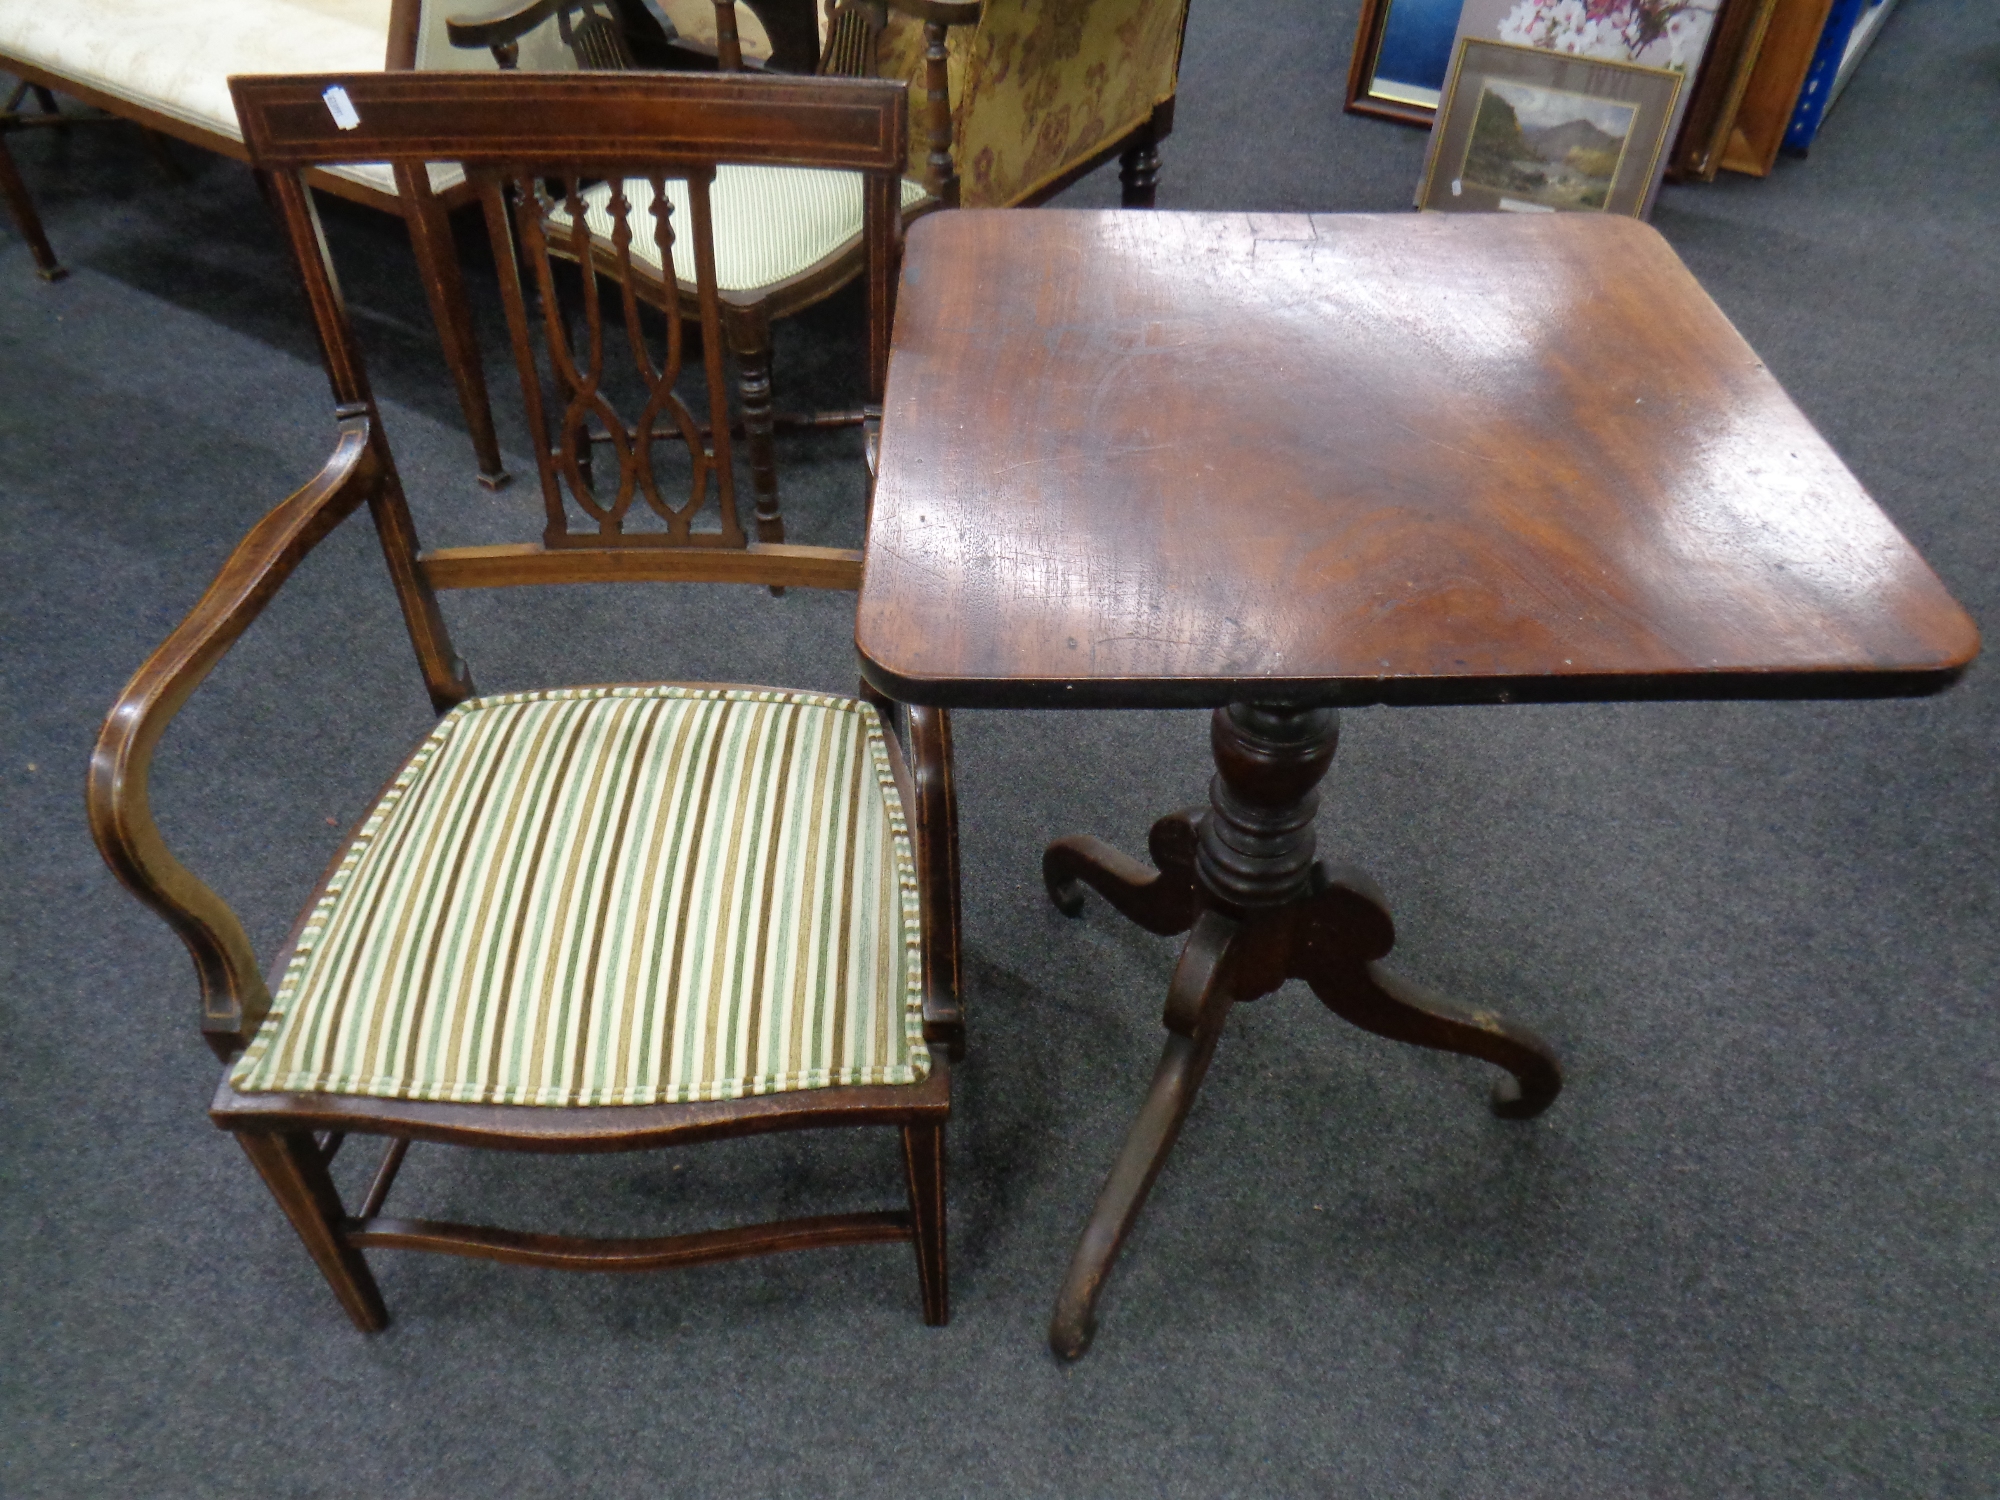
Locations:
3;1;1995;1494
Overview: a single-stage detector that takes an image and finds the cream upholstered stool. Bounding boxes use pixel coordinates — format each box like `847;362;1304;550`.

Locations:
230;686;926;1111
0;0;410;280
0;0;586;197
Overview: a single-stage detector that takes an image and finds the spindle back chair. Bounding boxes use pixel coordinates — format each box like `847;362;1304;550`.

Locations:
446;0;977;533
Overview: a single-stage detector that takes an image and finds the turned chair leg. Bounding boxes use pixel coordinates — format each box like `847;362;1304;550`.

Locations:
0;134;65;281
235;1129;389;1332
1117;101;1173;209
1118;139;1161;209
901;1121;949;1326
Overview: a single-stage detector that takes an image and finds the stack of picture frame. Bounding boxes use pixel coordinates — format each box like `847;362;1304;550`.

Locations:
1345;0;1464;124
1346;0;1882;190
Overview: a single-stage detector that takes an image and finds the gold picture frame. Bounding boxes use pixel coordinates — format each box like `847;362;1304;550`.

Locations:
1419;39;1685;218
1345;0;1466;126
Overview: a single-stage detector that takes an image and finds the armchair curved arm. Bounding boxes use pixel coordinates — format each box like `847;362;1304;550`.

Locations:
87;419;384;1061
735;0;823;73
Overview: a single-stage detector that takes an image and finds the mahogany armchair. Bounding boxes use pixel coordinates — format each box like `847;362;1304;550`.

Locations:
87;68;961;1330
867;0;1193;209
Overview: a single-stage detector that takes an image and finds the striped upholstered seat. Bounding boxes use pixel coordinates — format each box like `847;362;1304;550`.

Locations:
550;170;932;292
230;685;926;1107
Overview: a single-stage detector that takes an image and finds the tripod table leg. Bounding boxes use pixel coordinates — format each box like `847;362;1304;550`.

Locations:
1043;809;1202;934
1050;910;1240;1359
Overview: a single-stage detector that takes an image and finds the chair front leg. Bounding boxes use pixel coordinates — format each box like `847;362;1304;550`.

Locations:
1118;102;1171;209
235;1129;389;1332
0;134;64;280
901;1120;948;1325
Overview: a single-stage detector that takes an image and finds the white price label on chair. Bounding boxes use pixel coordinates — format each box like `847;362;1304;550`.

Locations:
322;86;361;131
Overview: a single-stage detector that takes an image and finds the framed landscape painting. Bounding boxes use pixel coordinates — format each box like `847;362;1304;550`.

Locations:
1418;40;1684;217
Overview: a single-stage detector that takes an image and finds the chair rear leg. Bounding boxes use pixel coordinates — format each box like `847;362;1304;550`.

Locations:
901;1121;948;1326
0;135;65;281
235;1129;389;1332
396;165;510;489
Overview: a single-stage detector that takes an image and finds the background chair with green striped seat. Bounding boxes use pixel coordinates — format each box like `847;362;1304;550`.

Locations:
86;68;961;1330
448;0;980;546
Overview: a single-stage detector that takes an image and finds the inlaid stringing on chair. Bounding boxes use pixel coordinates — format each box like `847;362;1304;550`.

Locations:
87;68;961;1330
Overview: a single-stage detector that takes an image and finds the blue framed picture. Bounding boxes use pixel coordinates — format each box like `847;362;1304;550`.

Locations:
1346;0;1467;124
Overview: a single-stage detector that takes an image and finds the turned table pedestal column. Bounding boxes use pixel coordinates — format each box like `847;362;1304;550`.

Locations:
1042;701;1560;1355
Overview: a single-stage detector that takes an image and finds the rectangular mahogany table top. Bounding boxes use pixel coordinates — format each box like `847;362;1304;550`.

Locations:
856;211;1977;709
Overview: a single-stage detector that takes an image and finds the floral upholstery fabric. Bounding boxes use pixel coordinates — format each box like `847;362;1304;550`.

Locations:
876;0;1188;208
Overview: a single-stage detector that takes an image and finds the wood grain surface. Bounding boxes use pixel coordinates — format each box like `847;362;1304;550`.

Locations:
857;210;1977;709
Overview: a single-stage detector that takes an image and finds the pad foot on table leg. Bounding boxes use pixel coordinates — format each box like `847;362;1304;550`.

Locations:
1042;809;1202;935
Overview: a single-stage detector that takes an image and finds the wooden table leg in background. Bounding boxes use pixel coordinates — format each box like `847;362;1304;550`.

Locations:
1043;702;1565;1359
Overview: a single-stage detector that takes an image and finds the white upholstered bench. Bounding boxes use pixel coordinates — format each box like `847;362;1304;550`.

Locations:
0;0;578;482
